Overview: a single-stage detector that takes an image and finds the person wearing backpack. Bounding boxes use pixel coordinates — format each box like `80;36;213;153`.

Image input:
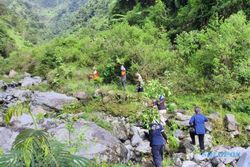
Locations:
189;107;208;152
149;122;168;167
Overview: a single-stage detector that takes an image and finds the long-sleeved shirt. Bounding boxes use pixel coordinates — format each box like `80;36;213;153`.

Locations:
149;123;167;146
189;114;208;134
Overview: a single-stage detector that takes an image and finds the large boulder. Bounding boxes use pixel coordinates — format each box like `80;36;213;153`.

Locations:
32;91;77;111
237;147;250;167
224;114;238;132
20;76;42;87
111;119;130;142
48;119;128;163
0;127;18;152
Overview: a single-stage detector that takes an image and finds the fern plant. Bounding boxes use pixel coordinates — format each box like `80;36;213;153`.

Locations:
4;102;38;129
0;129;89;167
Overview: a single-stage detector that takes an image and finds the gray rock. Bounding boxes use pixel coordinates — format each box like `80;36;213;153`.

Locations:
10;113;34;128
131;133;142;147
73;92;89;101
176;112;191;121
0;127;18;152
204;134;213;148
208;112;220;121
20;76;42;87
182;161;197;167
174;129;185;139
199;161;212;167
173;153;185;166
175;120;190;127
236;147;250;167
216;163;225;167
180;139;195;153
41;118;58;130
193;154;206;163
111;119;130;141
135;140;151;154
224;114;238;132
48;119;128;163
222;147;245;164
205;122;213;132
8;89;32;101
32;91;77;111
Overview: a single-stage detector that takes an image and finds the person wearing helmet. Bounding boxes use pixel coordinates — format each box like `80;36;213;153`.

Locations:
149;121;168;167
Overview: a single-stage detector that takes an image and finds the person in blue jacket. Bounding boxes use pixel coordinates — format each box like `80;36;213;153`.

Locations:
149;122;168;167
189;107;208;152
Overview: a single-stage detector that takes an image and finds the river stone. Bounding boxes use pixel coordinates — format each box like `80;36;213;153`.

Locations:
32;91;77;111
20;76;42;87
48;119;128;163
0;127;18;152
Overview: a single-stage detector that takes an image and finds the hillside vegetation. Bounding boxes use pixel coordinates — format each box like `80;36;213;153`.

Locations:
0;0;250;166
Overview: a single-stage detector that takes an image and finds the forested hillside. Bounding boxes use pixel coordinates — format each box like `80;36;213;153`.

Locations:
0;0;250;167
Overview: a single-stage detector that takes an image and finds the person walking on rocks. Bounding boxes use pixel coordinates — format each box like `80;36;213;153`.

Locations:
149;122;168;167
189;107;208;152
154;95;167;125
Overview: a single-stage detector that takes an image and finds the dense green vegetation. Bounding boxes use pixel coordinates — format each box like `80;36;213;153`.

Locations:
0;0;250;166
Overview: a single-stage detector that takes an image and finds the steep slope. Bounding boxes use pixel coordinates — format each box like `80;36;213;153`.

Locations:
3;0;113;42
0;2;31;57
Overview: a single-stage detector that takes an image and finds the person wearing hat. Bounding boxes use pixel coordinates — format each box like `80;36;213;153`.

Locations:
189;107;208;152
154;95;167;125
120;65;126;89
149;121;168;167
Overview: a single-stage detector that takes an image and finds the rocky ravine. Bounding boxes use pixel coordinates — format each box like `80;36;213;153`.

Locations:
0;73;250;167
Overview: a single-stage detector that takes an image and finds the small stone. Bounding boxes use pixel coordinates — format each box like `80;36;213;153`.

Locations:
181;161;197;167
193;154;206;163
216;163;225;167
73;92;89;101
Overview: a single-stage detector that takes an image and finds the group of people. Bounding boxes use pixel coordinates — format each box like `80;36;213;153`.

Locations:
89;65;144;92
149;97;208;167
88;65;208;167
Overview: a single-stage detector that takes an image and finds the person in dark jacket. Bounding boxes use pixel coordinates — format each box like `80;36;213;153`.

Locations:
189;107;208;152
149;122;168;167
